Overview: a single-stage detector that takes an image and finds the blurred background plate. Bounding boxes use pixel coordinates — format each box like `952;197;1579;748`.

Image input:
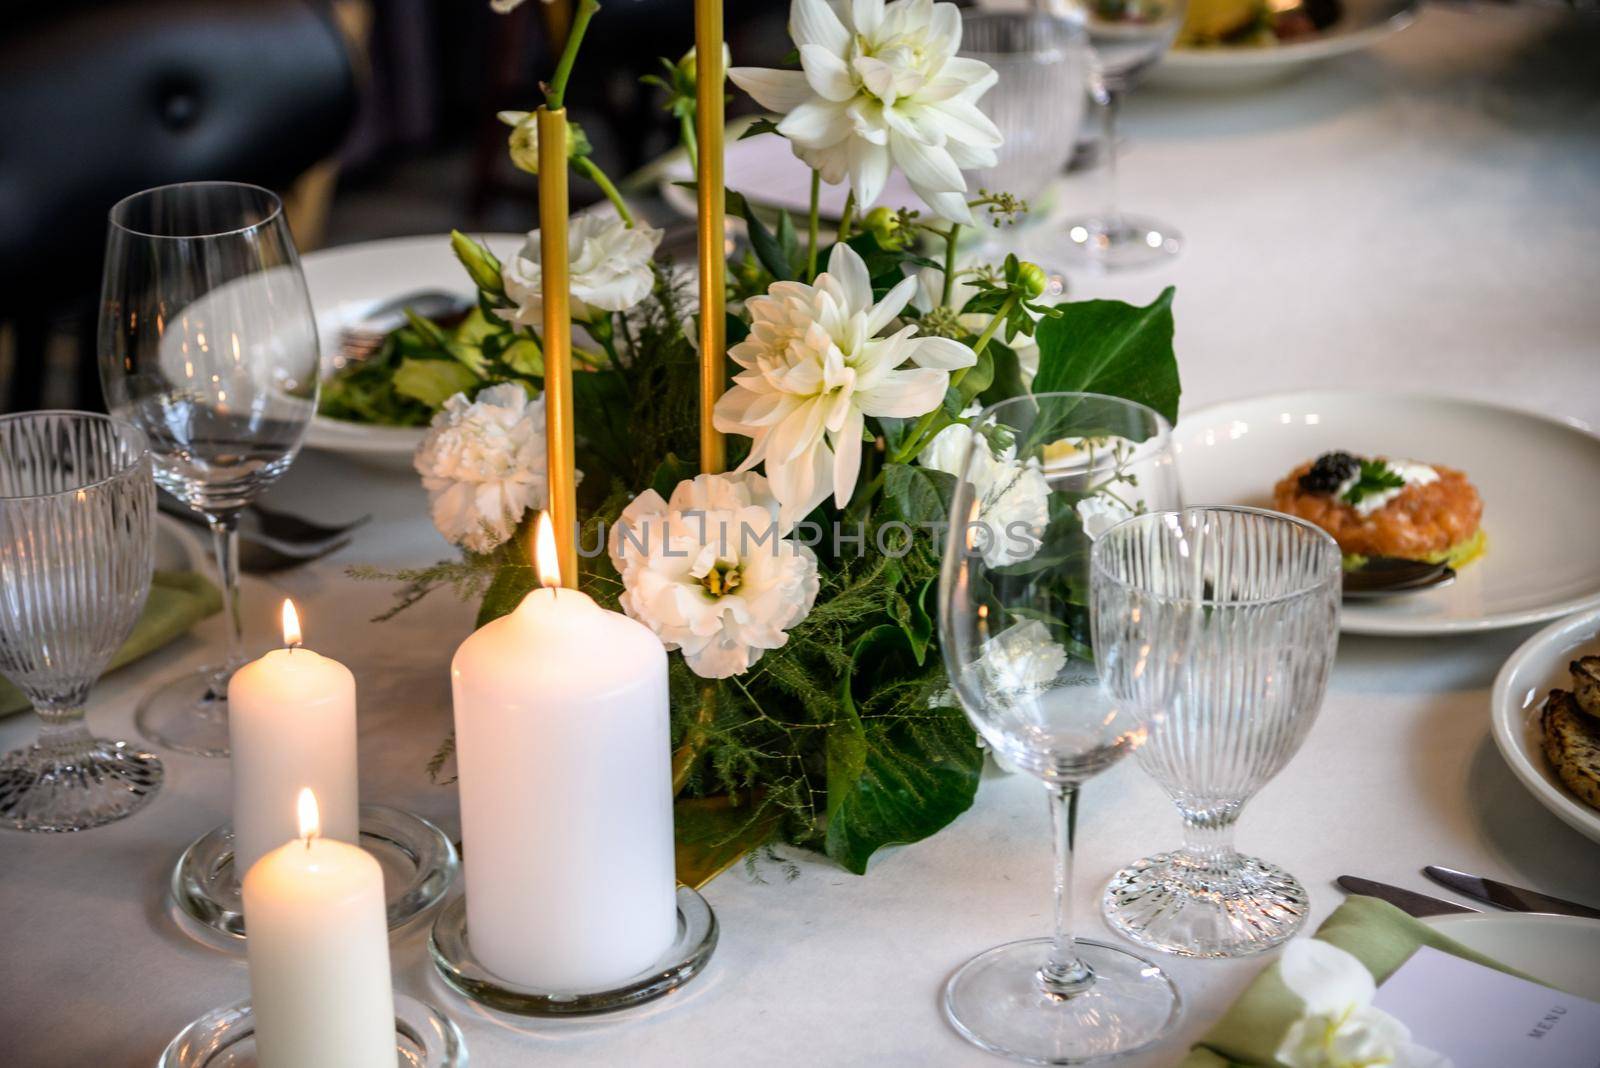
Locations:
1425;912;1600;999
1152;0;1417;89
1490;609;1600;847
299;233;524;470
1174;391;1600;635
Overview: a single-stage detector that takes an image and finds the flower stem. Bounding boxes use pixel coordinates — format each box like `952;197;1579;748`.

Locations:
544;0;600;111
573;156;634;227
941;223;962;308
681;112;699;176
889;294;1016;465
672;681;719;794
806;170;821;280
837;191;857;242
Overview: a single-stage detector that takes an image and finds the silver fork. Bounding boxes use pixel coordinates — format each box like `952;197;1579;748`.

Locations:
332;290;473;370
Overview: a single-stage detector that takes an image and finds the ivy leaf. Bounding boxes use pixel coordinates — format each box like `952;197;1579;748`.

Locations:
1030;287;1180;425
883;463;956;528
392;357;479;409
824;627;982;873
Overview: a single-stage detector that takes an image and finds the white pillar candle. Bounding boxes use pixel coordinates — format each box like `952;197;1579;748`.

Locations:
228;600;361;876
451;513;676;990
242;789;396;1068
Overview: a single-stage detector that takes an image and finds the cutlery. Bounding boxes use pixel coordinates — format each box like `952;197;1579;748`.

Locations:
1336;876;1478;918
334;290;473;368
1342;557;1456;599
158;496;367;572
1422;866;1600;920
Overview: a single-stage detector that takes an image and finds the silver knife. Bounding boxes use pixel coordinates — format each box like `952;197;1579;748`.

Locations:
1423;866;1600;920
1336;876;1478;918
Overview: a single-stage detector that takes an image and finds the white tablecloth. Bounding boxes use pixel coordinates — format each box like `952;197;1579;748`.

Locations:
4;8;1599;1066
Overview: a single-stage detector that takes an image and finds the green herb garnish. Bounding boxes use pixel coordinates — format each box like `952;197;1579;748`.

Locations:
1341;459;1405;506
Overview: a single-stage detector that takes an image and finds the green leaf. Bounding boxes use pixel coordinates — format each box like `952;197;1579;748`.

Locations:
739;197;794;282
1342;459;1405;506
392;357;479;409
775;209;802;278
476;560;537;628
739;117;783;140
957;346;995;403
500;337;543;377
979;341;1027;407
824;627;982;873
883;463;957;528
1030;287;1180;425
649;453;698;499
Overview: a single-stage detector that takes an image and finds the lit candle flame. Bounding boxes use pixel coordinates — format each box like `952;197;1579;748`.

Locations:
281;599;302;649
296;787;320;846
534;510;560;591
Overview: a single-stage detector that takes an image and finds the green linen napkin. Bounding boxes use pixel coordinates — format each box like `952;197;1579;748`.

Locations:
0;571;222;717
1182;895;1534;1067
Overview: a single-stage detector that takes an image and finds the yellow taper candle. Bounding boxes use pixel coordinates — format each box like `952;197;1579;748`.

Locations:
536;106;579;586
695;0;727;475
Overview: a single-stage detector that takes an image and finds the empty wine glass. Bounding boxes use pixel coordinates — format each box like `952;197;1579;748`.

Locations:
0;412;160;832
99;182;320;757
1099;507;1341;958
1041;0;1187;270
938;393;1184;1064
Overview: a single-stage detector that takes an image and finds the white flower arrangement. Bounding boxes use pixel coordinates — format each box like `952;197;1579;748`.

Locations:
610;472;820;679
1276;940;1452;1068
730;0;1002;224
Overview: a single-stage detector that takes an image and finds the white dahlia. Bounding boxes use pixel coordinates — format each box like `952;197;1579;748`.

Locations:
729;0;1002;224
414;383;555;553
919;411;1049;568
713;241;976;525
499;212;662;328
609;472;820;679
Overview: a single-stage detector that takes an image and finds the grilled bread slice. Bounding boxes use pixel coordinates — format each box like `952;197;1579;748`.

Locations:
1569;656;1600;720
1542;689;1600;811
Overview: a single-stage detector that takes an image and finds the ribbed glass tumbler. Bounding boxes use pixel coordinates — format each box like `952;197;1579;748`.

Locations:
0;412;161;832
1096;507;1341;958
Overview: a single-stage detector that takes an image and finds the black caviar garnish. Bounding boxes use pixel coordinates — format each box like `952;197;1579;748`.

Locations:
1298;451;1360;494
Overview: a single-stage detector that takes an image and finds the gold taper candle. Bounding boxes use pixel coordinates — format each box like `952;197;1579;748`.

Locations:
536;106;579;587
695;0;727;475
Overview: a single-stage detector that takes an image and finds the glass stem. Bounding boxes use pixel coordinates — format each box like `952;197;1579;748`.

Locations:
1099;87;1123;228
1180;808;1242;878
34;704;93;755
1039;781;1095;997
207;511;246;697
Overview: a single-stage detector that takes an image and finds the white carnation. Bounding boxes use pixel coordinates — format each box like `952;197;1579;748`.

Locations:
1075;494;1134;540
414;383;553;553
919;412;1049;568
610;472;820;679
499;212;663;328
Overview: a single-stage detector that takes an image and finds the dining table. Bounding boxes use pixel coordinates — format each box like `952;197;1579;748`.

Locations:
3;5;1599;1065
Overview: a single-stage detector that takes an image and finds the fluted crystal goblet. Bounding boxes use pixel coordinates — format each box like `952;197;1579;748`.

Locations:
0;411;161;832
1098;507;1341;958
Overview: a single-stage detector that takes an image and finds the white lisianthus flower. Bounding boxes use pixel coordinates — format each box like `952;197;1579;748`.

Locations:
920;411;1049;567
1075;494;1134;540
714;241;977;525
729;0;1003;225
414;383;564;553
499;212;663;328
609;472;820;679
914;265;1047;381
1276;940;1453;1068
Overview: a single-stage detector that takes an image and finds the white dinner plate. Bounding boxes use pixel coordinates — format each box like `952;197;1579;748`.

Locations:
1490;609;1600;847
1151;0;1417;90
299;232;526;470
1173;390;1600;636
1424;912;1600;999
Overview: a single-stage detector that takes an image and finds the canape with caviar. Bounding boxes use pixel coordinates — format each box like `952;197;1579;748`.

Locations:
1272;451;1486;569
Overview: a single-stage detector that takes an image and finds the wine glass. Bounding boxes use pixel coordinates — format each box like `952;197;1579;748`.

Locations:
1041;0;1187;270
99;182;319;757
938;393;1185;1064
1099;507;1341;958
0;412;160;832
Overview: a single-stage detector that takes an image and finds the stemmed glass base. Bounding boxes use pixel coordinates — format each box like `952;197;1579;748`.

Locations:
945;937;1179;1065
136;664;238;758
1102;850;1309;959
1055;214;1183;272
0;727;163;832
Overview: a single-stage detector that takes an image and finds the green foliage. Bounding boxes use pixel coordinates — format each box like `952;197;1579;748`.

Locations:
394;357;480;409
1031;287;1181;425
1342;459;1405;506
